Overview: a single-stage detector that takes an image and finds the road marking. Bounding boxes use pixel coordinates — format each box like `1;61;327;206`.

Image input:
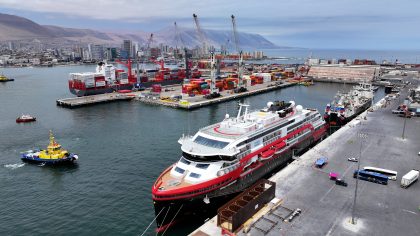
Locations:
402;209;418;216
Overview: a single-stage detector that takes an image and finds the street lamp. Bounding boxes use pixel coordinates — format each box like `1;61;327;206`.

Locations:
351;132;367;224
402;107;409;139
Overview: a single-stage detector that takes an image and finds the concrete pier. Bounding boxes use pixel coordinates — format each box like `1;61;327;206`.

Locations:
138;82;296;110
56;92;136;108
190;79;420;236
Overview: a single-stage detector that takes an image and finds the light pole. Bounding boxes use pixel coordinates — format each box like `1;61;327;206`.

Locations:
402;109;408;139
351;132;367;224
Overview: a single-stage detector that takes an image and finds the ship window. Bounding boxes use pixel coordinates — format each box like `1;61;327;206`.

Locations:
190;172;201;178
174;166;185;174
180;157;191;165
183;152;235;162
196;163;210;169
194;136;229;149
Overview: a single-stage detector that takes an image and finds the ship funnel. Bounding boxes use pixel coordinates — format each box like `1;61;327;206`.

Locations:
296;105;303;113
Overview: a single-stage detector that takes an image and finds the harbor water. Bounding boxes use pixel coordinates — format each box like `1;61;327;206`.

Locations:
0;66;384;236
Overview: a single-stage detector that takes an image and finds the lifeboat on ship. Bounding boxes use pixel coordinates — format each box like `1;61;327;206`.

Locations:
260;148;276;160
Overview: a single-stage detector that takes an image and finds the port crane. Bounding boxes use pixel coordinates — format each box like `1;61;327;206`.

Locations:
205;50;221;99
193;13;208;58
231;15;247;93
191;14;220;98
174;21;190;81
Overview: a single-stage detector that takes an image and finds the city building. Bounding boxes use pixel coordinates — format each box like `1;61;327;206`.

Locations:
123;40;133;58
308;64;380;82
90;44;104;60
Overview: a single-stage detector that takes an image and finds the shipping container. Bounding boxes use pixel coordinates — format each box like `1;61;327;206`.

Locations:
217;179;275;233
119;79;129;84
95;81;106;87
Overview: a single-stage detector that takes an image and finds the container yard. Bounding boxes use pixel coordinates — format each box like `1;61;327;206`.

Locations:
137;80;297;109
190;78;420;236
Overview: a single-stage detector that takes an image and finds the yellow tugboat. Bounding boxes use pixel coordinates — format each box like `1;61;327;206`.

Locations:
21;131;78;165
0;74;14;82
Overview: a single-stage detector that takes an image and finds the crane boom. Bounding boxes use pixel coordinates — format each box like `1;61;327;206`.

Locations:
231;15;245;90
193;13;207;57
146;33;154;55
174;22;185;49
231;15;240;53
174;22;190;80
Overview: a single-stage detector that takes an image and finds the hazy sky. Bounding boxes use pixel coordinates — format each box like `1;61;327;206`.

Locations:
1;0;419;49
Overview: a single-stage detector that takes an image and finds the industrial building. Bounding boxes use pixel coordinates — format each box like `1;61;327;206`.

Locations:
308;64;380;82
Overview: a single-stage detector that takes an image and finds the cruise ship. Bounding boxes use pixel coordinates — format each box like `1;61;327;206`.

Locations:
151;100;328;232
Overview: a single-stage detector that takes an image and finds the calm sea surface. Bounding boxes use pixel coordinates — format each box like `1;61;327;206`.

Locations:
0;65;384;236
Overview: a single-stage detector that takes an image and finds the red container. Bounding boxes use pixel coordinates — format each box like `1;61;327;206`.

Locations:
152;84;162;93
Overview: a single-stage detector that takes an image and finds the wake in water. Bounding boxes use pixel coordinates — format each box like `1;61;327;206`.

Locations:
4;163;25;169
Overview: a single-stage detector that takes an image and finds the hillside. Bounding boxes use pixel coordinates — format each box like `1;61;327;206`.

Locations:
0;13;52;41
0;13;278;49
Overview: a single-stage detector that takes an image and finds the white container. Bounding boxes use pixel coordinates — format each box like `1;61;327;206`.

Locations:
85;81;95;88
119;79;129;84
95;81;106;87
258;73;272;82
401;170;419;188
118;72;128;80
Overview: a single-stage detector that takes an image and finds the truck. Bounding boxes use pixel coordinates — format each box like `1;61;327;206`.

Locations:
400;170;419;188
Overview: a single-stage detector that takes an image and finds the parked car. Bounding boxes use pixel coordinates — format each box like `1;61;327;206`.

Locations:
348;157;358;162
335;178;348;187
392;110;404;114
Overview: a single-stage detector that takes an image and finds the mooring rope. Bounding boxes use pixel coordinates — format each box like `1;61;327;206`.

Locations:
156;206;171;236
139;207;165;236
161;204;184;236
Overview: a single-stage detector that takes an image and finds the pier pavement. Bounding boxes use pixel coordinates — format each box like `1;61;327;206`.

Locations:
190;79;420;236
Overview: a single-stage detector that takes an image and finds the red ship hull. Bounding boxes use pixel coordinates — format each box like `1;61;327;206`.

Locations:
16;118;36;123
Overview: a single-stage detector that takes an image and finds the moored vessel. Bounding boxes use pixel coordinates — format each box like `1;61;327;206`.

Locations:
324;82;374;126
68;60;201;96
152;100;328;232
16;114;36;123
21;131;78;165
